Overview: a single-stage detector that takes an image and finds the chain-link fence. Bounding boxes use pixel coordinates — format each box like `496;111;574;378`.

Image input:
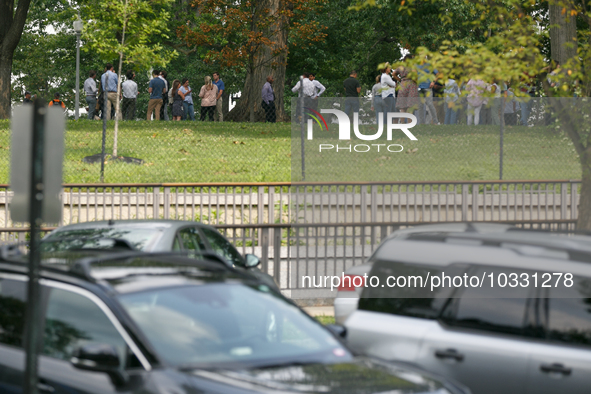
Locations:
0;96;585;184
291;97;585;182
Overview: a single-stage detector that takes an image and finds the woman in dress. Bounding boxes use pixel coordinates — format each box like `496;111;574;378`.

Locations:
395;55;419;123
171;79;184;121
198;75;218;121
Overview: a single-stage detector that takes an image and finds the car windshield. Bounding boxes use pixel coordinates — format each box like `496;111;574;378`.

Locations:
118;283;352;368
42;228;162;252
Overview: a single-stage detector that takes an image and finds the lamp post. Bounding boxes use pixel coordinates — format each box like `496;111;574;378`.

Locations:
73;17;83;120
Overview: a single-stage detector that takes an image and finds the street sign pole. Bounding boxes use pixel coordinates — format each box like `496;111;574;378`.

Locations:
23;99;46;394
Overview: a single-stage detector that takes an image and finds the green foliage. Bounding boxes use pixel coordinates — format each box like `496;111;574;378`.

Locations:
82;0;177;69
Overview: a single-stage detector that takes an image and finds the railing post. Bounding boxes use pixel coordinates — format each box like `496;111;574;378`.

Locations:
261;226;269;275
360;185;368;223
163;187;170;220
472;184;479;221
269;187;275;248
258;187;265;224
461;184;469;221
561;182;568;220
274;226;282;287
153;187;159;219
571;181;578;221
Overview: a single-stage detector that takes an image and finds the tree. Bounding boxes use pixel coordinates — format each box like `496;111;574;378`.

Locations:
0;0;32;118
178;0;325;122
358;0;591;229
83;0;177;156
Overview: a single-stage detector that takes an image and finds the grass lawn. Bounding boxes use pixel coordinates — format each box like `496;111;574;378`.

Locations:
0;119;292;184
293;123;581;182
0;119;581;184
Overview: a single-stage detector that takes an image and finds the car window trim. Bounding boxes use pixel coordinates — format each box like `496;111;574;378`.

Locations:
39;279;152;371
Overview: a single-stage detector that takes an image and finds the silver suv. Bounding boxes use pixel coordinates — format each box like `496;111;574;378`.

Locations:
345;230;591;394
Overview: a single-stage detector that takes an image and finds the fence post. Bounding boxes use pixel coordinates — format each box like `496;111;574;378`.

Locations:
371;185;377;244
561;182;568;220
360;185;368;223
260;226;269;275
163;187;170;219
299;76;306;180
571;181;578;222
461;184;469;221
153;187;159;219
472;184;479;221
268;187;275;245
499;96;505;180
274;226;282;287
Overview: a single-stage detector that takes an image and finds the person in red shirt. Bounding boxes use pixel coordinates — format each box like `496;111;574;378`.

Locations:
48;93;66;110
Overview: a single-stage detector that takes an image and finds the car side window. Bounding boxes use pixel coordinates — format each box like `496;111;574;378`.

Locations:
440;267;532;337
43;286;128;367
178;228;207;252
546;276;591;347
358;260;465;320
0;278;27;348
200;227;244;266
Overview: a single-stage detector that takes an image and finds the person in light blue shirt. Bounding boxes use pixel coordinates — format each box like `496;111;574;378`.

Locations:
179;78;194;121
100;63;118;120
417;61;440;125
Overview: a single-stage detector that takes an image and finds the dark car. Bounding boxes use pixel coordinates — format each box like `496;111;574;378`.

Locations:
0;251;469;394
40;220;276;289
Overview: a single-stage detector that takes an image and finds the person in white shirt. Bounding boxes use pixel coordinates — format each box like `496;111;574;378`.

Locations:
83;70;98;120
121;70;138;120
308;72;325;112
381;63;398;116
292;72;316;121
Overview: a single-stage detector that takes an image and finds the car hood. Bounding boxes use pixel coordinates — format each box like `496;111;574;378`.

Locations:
188;358;459;394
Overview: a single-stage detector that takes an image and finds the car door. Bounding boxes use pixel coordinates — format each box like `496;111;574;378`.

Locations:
38;281;150;394
417;266;535;394
0;275;29;394
526;277;591;394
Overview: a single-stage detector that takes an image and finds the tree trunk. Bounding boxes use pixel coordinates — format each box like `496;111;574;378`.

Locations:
0;53;12;119
0;0;33;118
227;0;288;122
549;2;578;66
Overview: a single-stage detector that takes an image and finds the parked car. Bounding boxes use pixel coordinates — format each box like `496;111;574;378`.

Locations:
40;220;277;289
0;250;470;394
345;229;591;394
334;223;513;324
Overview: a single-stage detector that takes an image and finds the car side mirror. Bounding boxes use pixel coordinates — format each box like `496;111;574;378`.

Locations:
71;343;128;386
326;324;347;339
244;254;261;268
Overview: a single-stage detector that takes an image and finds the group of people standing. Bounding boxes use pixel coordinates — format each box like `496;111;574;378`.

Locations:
367;56;533;127
83;64;225;122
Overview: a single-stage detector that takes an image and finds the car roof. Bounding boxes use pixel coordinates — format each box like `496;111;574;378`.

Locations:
47;220;212;233
0;250;259;296
387;222;513;239
375;229;591;276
